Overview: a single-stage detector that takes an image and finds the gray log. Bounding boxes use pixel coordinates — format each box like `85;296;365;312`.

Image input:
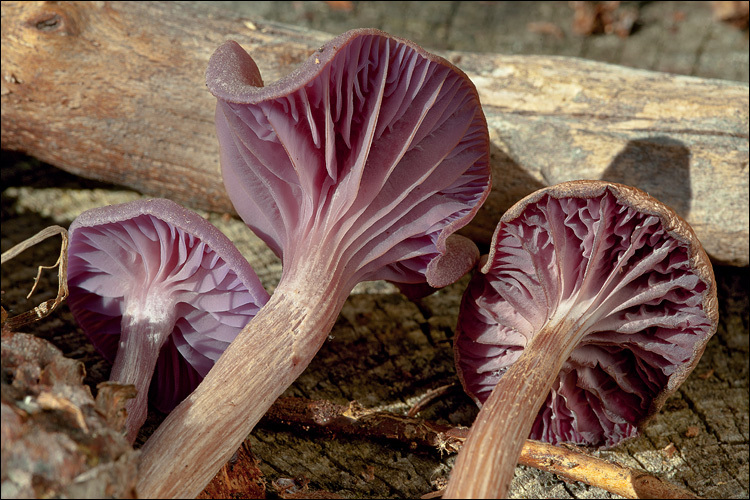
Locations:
2;1;747;265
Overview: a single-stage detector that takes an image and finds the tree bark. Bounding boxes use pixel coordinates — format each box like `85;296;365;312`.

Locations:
1;1;747;266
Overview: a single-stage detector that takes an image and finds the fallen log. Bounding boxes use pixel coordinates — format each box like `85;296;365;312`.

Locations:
2;1;748;265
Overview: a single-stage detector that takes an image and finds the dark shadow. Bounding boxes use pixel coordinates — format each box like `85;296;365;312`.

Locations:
1;150;124;193
601;137;692;219
461;142;546;255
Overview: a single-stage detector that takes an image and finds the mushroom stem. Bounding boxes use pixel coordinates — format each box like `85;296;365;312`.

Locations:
136;276;346;499
110;305;175;443
444;318;586;499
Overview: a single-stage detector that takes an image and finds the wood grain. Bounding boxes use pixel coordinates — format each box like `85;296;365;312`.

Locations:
2;1;747;265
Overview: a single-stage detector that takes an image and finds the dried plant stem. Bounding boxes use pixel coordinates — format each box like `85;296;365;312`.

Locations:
262;397;467;454
407;383;459;417
1;225;68;330
520;440;699;499
136;279;345;498
263;397;698;499
444;319;585;498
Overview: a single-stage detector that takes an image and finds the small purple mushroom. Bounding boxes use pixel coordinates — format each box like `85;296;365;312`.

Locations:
137;29;491;497
66;198;269;443
444;181;718;498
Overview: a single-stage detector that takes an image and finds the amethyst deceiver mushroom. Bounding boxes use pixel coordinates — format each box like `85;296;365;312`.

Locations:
137;29;491;498
444;180;718;498
66;198;269;443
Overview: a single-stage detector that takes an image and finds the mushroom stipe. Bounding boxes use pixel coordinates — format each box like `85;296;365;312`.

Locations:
136;29;491;498
67;198;269;443
444;181;718;499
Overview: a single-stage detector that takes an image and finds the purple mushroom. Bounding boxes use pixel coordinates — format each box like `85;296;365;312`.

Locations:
137;29;491;497
66;198;269;443
444;181;718;498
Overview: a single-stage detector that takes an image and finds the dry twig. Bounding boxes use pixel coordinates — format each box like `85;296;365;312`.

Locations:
407;383;459;417
261;397;699;499
1;225;69;331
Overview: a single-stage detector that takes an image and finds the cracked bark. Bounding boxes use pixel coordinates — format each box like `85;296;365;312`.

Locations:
243;267;748;499
257;396;699;499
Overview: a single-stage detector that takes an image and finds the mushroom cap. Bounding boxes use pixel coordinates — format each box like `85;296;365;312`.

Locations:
66;199;269;412
207;29;491;294
454;180;718;447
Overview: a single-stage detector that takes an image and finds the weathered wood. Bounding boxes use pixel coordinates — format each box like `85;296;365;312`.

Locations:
260;397;700;499
1;1;747;265
1;172;748;499
0;1;329;214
